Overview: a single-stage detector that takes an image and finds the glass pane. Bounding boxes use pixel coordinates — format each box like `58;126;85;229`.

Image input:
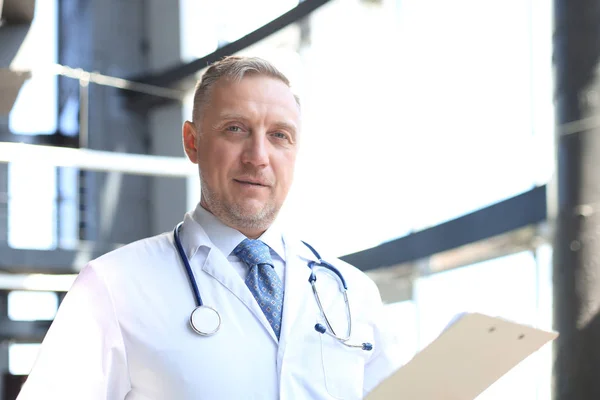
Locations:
58;95;80;137
9;0;58;134
9;343;41;376
58;198;79;249
8;291;58;321
179;0;299;62
179;0;553;256
531;243;554;400
413;251;552;400
58;167;79;249
8;162;57;250
384;301;419;365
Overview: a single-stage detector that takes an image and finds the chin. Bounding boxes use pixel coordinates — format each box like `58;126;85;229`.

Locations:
232;200;277;223
237;200;267;216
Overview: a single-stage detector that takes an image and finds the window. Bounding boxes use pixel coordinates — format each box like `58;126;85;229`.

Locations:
413;250;553;399
9;0;59;134
384;300;419;366
179;0;299;62
8;290;58;321
8;162;57;249
9;343;41;376
286;0;554;255
7;0;60;249
57;167;79;249
179;0;553;256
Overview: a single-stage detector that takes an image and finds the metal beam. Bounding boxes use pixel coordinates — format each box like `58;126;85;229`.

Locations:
0;244;119;275
123;0;332;109
0;319;50;342
341;186;547;271
0;142;195;177
552;0;600;398
1;0;35;24
0;132;79;148
0;273;76;292
0;0;35;118
0;69;29;114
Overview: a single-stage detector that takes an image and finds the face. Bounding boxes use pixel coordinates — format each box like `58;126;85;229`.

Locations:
183;75;300;238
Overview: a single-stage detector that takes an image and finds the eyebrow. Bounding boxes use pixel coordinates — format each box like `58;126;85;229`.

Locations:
217;112;248;122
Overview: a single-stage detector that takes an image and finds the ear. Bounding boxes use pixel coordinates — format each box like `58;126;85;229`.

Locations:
182;121;199;164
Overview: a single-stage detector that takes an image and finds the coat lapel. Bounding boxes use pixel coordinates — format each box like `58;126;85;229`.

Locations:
179;212;278;344
279;237;318;346
200;248;278;343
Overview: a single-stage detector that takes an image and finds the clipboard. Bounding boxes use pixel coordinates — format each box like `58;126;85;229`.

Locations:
366;313;558;400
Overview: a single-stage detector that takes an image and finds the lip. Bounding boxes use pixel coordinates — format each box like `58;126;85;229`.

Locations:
233;178;270;187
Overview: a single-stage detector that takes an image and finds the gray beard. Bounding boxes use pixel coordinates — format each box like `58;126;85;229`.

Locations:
199;178;278;234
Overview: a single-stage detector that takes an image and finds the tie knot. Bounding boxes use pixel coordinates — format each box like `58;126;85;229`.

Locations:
233;239;273;268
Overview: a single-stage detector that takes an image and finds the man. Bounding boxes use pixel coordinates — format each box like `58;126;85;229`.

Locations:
17;56;401;399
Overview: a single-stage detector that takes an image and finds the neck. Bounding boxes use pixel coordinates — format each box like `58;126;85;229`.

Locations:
240;229;264;240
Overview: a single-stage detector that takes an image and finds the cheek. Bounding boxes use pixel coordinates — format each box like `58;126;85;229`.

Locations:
274;153;297;191
198;143;237;179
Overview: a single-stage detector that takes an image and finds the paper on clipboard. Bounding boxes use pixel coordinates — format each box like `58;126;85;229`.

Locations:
366;313;558;400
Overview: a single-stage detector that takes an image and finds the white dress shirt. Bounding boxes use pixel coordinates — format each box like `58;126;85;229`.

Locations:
192;205;286;282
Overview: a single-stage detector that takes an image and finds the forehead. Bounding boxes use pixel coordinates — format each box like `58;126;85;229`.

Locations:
206;75;300;122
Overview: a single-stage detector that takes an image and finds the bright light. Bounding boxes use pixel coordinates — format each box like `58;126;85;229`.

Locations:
8;161;57;250
9;343;42;376
8;291;59;321
22;274;78;292
0;143;196;177
9;0;58;134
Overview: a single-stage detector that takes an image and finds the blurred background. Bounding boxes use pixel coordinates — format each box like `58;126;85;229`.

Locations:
1;0;599;398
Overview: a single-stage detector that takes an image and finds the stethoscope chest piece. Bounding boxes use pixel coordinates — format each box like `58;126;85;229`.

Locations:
190;305;221;336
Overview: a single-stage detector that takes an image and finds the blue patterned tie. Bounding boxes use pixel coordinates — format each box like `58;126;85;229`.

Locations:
233;239;284;339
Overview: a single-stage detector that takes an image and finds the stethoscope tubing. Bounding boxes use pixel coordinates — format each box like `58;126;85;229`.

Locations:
173;222;372;350
174;222;204;307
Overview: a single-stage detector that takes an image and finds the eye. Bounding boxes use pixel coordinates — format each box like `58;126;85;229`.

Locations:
272;132;289;140
226;125;243;132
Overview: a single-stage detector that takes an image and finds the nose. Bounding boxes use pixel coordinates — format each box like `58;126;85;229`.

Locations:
241;134;269;167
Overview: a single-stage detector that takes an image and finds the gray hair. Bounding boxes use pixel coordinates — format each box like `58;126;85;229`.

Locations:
192;56;299;125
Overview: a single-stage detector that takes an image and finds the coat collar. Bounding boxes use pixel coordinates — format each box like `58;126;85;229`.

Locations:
178;210;212;261
183;203;286;261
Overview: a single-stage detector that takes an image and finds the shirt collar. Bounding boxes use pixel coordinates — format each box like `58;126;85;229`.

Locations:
192;204;286;261
257;215;286;262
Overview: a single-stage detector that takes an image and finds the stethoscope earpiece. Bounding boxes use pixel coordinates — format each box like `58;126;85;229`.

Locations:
315;323;327;334
362;342;373;351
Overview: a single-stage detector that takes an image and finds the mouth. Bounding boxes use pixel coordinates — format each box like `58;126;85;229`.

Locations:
234;179;269;188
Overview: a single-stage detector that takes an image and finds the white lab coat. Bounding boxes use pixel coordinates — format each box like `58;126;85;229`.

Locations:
17;211;402;399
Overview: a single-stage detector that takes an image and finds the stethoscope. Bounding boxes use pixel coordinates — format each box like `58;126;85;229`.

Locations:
173;222;373;352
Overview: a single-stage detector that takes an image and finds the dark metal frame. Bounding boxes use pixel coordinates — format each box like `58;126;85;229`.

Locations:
0;132;79;148
123;0;333;109
342;186;548;271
